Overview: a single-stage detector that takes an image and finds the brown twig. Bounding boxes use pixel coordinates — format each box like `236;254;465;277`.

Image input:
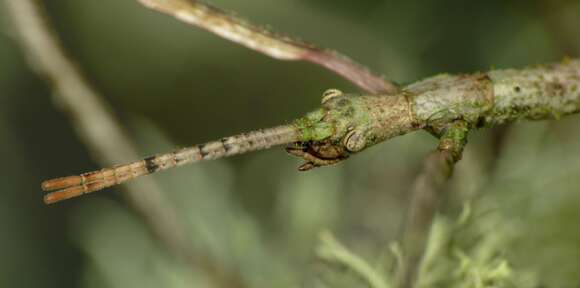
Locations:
3;0;243;287
396;121;469;288
137;0;399;94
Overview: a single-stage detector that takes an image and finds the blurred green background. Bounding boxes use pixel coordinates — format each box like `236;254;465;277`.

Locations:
1;0;579;287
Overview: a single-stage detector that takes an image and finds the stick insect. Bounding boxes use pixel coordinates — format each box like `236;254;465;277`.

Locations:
41;89;412;204
41;58;580;204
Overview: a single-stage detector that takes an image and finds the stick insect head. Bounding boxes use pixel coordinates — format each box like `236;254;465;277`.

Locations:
288;89;412;171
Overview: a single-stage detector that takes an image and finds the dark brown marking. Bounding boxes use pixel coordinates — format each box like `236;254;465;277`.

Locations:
220;138;232;153
144;155;160;173
198;144;208;158
336;98;349;107
476;116;486;128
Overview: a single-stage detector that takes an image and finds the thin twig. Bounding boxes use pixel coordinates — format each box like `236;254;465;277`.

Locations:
137;0;399;94
3;0;243;287
396;121;470;288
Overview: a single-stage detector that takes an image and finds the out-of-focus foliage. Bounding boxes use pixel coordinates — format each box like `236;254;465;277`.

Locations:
1;0;579;287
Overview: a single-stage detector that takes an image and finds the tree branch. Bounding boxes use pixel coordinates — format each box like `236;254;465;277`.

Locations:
137;0;399;94
3;0;243;287
396;121;470;288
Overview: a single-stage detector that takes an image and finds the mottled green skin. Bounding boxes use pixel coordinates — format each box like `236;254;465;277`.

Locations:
293;108;334;141
487;60;580;124
406;73;494;129
408;59;580;128
293;93;413;158
291;60;580;164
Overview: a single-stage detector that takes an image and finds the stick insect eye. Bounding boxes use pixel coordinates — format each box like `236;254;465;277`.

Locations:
343;129;366;152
